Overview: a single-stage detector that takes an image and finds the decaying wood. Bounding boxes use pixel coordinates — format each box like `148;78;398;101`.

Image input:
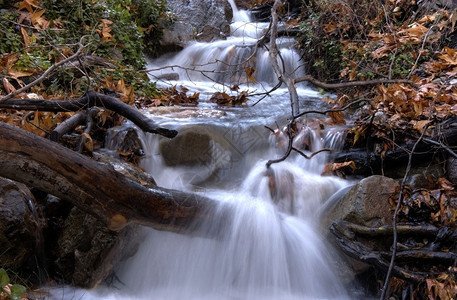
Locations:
331;220;457;285
335;117;457;175
294;75;418;90
50;111;88;142
0;90;177;138
0;122;228;232
333;220;442;239
330;222;427;284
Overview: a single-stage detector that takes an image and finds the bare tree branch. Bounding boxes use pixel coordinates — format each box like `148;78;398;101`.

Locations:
380;126;428;300
0;41;86;103
294;75;418;90
269;0;300;116
0;90;178;138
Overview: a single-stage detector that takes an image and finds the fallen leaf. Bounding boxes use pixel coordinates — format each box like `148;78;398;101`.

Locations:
81;133;94;152
2;78;16;94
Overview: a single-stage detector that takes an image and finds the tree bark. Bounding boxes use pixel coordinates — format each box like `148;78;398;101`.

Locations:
0;122;226;232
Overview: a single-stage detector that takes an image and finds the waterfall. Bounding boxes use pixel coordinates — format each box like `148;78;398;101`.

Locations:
148;1;305;90
49;2;357;299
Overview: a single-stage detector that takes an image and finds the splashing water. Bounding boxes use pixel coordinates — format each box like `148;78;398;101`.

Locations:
49;2;356;299
51;122;352;300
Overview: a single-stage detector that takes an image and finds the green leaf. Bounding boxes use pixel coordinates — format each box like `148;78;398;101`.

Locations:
0;268;10;287
10;284;26;300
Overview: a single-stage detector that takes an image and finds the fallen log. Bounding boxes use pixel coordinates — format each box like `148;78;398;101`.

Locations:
0;122;227;232
0;90;177;138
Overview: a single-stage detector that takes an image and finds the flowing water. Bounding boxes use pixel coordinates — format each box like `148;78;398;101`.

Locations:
50;2;359;299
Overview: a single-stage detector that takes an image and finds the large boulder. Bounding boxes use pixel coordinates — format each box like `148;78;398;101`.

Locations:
0;178;43;269
158;0;233;53
323;175;398;230
155;123;267;186
321;175;399;282
158;125;233;185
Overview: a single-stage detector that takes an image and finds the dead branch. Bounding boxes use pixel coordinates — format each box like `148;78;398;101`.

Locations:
330;223;426;284
0;90;177;138
334;221;441;238
293;75;418;90
50;111;88;142
380;128;427;300
383;249;457;263
269;0;300;116
0;41;86;103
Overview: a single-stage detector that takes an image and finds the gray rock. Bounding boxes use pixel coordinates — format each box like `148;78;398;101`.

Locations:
0;178;42;269
321;176;399;280
323;176;398;230
0;182;42;270
159;0;233;51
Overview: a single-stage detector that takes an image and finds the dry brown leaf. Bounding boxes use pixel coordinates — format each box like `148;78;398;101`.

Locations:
2;78;16;94
81;133;94;152
20;27;30;46
411;119;432;134
18;0;40;13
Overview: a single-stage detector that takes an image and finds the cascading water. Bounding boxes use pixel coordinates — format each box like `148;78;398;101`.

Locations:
51;2;358;299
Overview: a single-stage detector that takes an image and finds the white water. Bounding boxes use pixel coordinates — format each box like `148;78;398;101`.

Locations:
50;3;356;299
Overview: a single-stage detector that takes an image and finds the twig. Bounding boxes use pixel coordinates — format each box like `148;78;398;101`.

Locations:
266;122;294;168
422;137;457;159
292;147;332;159
0;42;86;103
294;75;418;90
380;126;428;300
266;99;366;168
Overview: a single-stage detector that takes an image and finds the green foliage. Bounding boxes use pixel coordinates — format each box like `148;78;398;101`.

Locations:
297;9;343;81
0;0;166;96
39;0;168;69
0;9;23;53
0;268;26;300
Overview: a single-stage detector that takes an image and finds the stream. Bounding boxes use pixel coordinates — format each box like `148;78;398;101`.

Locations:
51;2;363;299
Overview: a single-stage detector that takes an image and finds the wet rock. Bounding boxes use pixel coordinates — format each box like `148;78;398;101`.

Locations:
196;25;222;43
157;72;180;81
158;0;232;53
447;157;457;183
0;178;42;269
55;208;140;288
158;125;238;185
105;126;144;165
323;176;398;229
321;176;399;281
160;125;231;168
159;21;194;53
405;163;445;190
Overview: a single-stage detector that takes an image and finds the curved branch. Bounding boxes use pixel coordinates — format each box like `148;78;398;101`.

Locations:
294;75;419;90
0;90;178;138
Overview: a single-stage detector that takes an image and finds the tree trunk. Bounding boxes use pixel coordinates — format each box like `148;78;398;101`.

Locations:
0;122;227;232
